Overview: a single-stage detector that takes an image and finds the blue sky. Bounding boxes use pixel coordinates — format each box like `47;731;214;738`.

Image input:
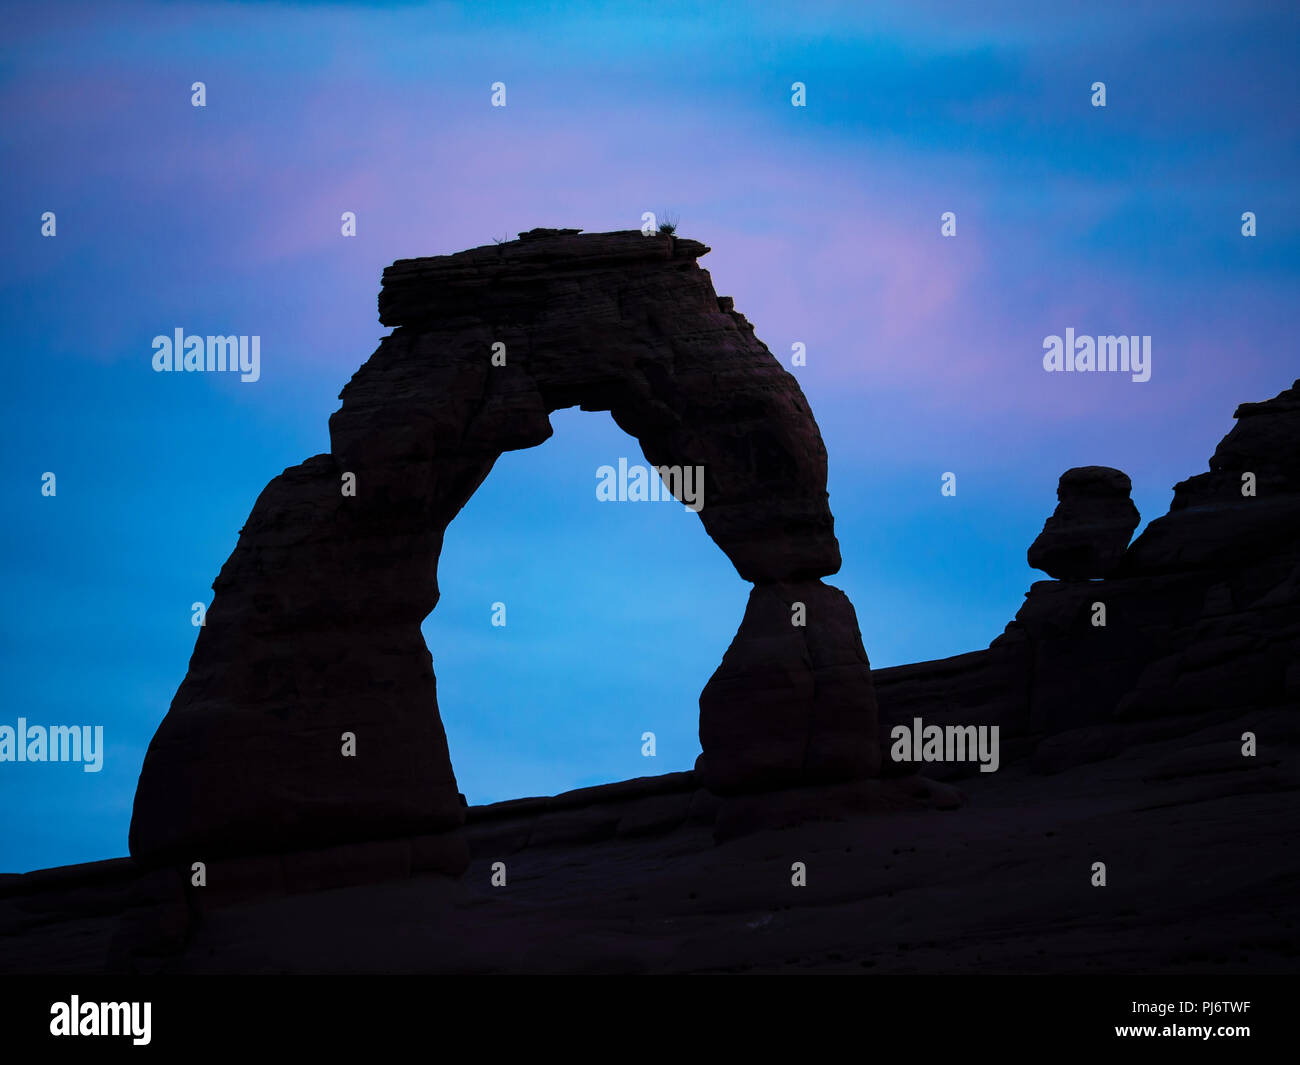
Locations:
2;0;1297;871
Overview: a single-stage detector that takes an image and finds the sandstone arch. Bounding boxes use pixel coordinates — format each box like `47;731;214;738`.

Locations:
129;229;881;862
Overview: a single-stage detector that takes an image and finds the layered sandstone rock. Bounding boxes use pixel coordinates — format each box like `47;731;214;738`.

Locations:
1126;379;1300;574
129;228;880;862
874;378;1300;771
1027;465;1140;580
698;579;881;793
1112;378;1300;719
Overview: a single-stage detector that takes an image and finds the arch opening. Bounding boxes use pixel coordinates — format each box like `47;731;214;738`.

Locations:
425;406;739;804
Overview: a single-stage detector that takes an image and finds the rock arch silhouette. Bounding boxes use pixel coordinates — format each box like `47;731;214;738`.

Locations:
129;229;881;862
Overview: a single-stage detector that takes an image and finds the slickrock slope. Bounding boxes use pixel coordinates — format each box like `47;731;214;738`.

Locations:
3;731;1296;974
128;229;881;864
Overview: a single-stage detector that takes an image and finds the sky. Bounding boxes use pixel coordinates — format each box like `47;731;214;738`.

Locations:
1;0;1296;871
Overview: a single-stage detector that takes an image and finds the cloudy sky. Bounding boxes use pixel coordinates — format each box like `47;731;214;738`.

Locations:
2;0;1296;869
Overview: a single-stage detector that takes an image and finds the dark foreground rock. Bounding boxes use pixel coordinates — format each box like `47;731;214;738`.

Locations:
3;723;1296;973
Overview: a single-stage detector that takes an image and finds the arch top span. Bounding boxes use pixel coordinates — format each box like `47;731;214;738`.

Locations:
129;229;880;862
339;227;841;584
